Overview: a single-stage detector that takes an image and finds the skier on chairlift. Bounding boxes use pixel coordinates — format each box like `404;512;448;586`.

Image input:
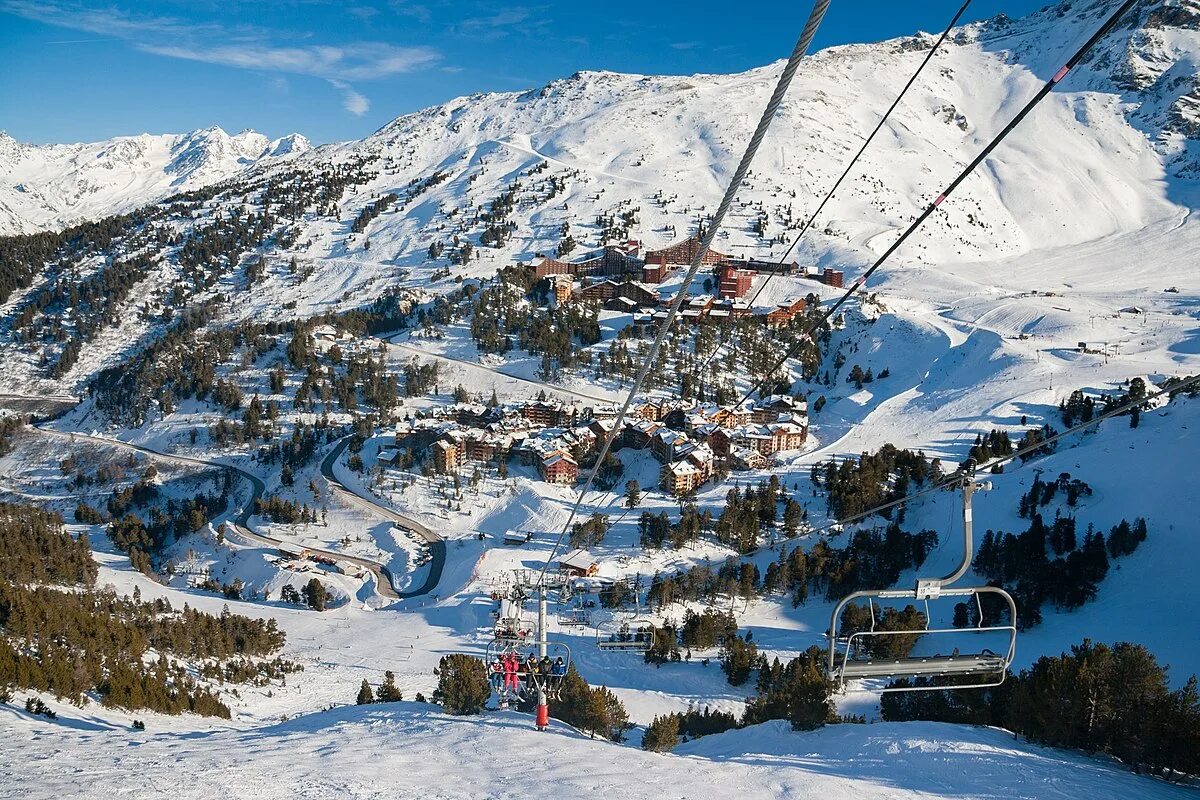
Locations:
502;651;522;698
550;656;567;698
523;653;539;693
489;657;504;694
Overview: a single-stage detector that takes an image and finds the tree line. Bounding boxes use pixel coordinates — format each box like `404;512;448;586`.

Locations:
0;502;295;718
882;639;1199;780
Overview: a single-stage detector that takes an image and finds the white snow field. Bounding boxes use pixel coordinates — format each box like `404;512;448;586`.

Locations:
4;704;1196;800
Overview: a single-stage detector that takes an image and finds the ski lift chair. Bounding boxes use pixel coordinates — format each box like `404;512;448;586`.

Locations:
558;607;590;627
827;476;1018;692
485;637;573;705
596;618;657;652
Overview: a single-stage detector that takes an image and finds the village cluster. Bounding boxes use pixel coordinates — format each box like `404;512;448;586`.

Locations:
383;392;808;497
534;233;845;324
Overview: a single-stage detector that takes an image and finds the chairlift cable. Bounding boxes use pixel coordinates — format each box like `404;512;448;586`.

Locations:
532;0;834;590
731;0;1137;410
699;0;972;382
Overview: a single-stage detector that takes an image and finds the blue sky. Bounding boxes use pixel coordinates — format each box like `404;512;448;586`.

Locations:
0;1;1048;145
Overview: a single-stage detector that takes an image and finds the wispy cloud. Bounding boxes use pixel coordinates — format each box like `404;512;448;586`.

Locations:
0;0;441;115
141;41;439;82
452;5;551;41
329;80;370;116
388;0;432;24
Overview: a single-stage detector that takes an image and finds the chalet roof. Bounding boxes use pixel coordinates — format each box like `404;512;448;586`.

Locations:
665;459;701;477
542;452;578;468
559;549;596;571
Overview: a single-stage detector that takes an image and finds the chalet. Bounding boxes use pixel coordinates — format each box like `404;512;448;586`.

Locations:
578;280;619;304
634;399;670;422
587;417;615;443
731;447;768;471
464;434;507;463
710;298;752;320
661;458;704;496
766;297;807;327
550;274;574;305
768;421;808;453
644;234;729;267
743;426;775;455
431;439;463;474
558;549;599;577
540;452;579;485
277;542;311;560
377;449;400;466
711;404;753;429
334;560;366;579
752;395;804;424
521;400;577;428
707;427;734;458
590;404;620;420
621;419;663;450
662;405;691;431
651;428;692;464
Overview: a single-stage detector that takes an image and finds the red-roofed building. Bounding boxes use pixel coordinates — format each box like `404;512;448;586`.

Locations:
717;263;754;298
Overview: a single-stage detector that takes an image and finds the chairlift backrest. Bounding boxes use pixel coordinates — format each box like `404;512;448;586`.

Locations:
826;476;1019;692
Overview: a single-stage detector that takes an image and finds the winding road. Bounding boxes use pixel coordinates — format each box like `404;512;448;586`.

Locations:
319;436;446;598
24;425;445;602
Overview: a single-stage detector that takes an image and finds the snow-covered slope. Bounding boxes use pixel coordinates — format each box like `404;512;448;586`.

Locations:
0;127;310;234
270;0;1200;274
6;703;1196;800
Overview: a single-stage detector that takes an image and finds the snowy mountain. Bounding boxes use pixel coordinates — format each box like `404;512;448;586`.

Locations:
1;3;1199;792
0;126;310;235
4;0;1198;397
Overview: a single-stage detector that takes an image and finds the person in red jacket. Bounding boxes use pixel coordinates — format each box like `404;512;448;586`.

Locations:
502;651;521;697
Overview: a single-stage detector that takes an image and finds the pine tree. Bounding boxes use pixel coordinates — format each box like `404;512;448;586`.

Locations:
642;713;680;752
378;670;403;702
625;480;641;508
432;654;490;715
302;578;328;611
356;679;375;705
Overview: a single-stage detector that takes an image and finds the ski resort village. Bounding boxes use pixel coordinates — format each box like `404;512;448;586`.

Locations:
1;0;1200;797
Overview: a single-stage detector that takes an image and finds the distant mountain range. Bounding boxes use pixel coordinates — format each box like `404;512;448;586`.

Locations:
0;127;310;235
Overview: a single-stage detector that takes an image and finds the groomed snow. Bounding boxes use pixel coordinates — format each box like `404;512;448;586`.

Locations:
4;704;1195;800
